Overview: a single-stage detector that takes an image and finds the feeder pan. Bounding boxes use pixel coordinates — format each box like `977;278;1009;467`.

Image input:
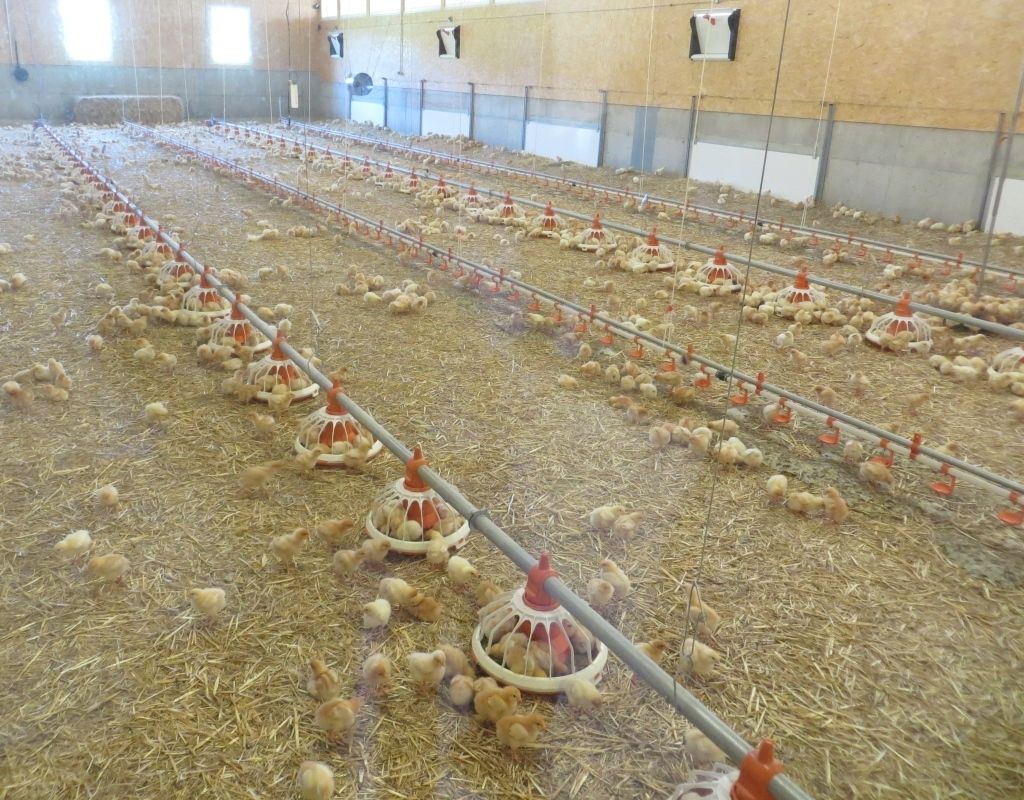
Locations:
496;192;521;219
294;379;383;468
775;265;826;309
627;229;675;272
181;267;231;319
471;552;609;694
696;247;743;291
237;334;319;402
578;214;611;252
535;202;563;236
207;300;271;352
991;346;1024;374
157;252;193;284
364;446;470;555
668;764;737;800
423;175;457;200
404;170;420;190
463;185;482;206
865;292;932;353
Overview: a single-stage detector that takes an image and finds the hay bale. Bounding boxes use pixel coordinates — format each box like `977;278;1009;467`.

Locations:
74;95;185;125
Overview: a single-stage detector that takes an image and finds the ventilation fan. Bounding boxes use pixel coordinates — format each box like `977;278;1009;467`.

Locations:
346;73;373;96
327;31;343;59
437;25;460;59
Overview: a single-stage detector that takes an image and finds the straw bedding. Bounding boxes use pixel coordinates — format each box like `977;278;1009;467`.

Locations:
74;96;185;125
0;123;1022;800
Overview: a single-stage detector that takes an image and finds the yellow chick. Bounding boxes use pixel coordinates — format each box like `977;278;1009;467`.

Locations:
860;460;894;490
144;401;169;423
425;529;450;567
270;527;310;565
333;548;366;576
361;653;393;696
611;511;643;541
239;460;284;493
557;374;579;390
314;697;361;742
765;474;788;502
564;678;603;711
266;383;292;416
587;578;615;609
296;761;335;800
600;558;631;599
448;674;476;708
677;637;720;679
315;518;353;548
842;440;865;464
54;529;92;561
475;684;522;723
307;659;341;701
86;554;130;584
86;335;105;353
447;555;479;586
589;504;626;531
360;538;391;563
95;484;119;508
786;491;825;514
155;352;177;372
476;580;502;607
439;644;474;680
649;424;672;450
496;712;547;750
249;411;277;435
378;577;418;606
188;587;226;620
625;403;651;425
405;650;447;691
707;418;738;436
684;728;727;766
686;586;722;637
823;486;850;524
407;593;443;622
294;444;328;472
688;427;714;455
362;598;391;629
638;638;669;666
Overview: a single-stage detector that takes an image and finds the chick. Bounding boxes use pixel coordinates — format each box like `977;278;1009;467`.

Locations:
649;424;672;450
447;555;479;586
766;474;788;502
848;371;870;398
360;538;391;564
496;712;547;750
677;637;720;679
86;554;130;584
362;598;392;629
54;529;93;561
425;529;450;567
405;649;447;692
249;411;277;436
313;697;361;743
589;504;626;531
333;548;366;576
449;674;476;708
86;334;105;353
860;460;894;490
307;659;341;701
823;486;850;524
475;684;522;723
611;511;643;541
684;727;727;767
144;401;170;423
638;638;669;665
2;380;33;409
188;587;226;620
906;391;931;416
476;580;502;607
314;518;353;548
270;527;310;565
95;484;119;508
378;577;418;606
685;586;722;637
557;374;578;390
587;578;615;609
786;491;825;514
239;460;284;493
296;761;335;800
406;593;443;622
565;678;603;711
362;653;393;696
842;440;865;464
599;559;631;599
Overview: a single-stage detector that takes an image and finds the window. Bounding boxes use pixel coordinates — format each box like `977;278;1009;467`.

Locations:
340;0;368;15
369;0;401;13
446;0;491;7
59;0;113;62
321;0;339;18
209;5;252;65
405;0;442;10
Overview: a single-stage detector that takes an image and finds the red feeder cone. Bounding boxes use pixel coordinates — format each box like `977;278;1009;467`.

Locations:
776;264;826;307
237;334;319;402
731;740;785;800
697;246;743;290
207;299;271;352
294;378;382;468
865;291;932;353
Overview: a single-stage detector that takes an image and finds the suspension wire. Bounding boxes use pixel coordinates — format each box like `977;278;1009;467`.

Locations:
677;0;795;675
157;0;165;125
127;0;144;125
528;0;549;173
803;0;842;227
634;0;657;197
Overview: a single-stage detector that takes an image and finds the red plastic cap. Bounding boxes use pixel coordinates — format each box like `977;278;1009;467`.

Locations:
403;445;429;492
590;214;603;230
325;378;347;415
467;185;478;196
714;246;727;266
646;228;659;247
523;551;560;612
436;175;446;187
270;333;288;361
502;191;513;205
793;266;810;290
894;291;913;318
543;201;555;217
731;740;785;800
229;299;245;319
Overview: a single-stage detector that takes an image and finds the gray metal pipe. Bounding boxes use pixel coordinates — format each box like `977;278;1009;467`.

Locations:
280;117;1021;278
977;112;1005;230
43;122;812;800
215;120;1024;341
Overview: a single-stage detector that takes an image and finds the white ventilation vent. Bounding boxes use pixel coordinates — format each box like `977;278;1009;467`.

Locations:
689;8;740;62
437;25;461;59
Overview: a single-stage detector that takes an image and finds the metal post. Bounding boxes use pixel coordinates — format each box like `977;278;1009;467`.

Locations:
419;79;426;136
977;112;1006;229
813;102;836;204
382;77;389;130
596;89;609;167
682;94;697;178
467;82;475;140
979;64;1024;292
521;85;529;152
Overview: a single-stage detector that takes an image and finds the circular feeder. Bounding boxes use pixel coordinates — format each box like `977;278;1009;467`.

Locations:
207;300;271;352
775;265;826;310
865;292;932;353
294;379;383;468
472;552;609;694
627;229;675;272
365;446;470;555
696;247;743;291
495;191;521;219
157;251;193;284
668;764;737;800
991;346;1024;374
578;214;613;252
534;202;563;237
238;334;320;402
463;185;482;207
181;266;231;319
422;175;458;200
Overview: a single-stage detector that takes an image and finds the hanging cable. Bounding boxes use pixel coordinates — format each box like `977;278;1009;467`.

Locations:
264;0;275;121
634;0;657;196
803;0;842;227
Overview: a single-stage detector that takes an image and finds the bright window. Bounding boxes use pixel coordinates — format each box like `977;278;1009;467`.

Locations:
340;0;368;15
405;0;442;10
446;0;491;7
58;0;113;62
321;0;339;18
209;5;252;65
369;0;400;13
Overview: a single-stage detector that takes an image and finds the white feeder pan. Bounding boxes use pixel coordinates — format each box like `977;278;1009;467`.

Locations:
668;764;737;800
864;312;933;353
255;382;319;403
181;289;231;320
364;479;470;555
992;346;1024;374
293;405;384;468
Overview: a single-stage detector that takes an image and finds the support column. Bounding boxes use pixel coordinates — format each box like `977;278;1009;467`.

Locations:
419;79;426;136
382;78;389;129
978;112;1006;229
596;89;609;167
682;95;698;178
468;82;475;140
521;85;530;152
813;102;836;204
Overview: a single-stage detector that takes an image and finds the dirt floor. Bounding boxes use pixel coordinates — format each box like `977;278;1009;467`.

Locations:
0;122;1022;800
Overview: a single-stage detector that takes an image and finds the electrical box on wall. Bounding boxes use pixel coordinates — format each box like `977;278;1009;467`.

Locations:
327;31;343;59
437;25;460;59
689;9;740;61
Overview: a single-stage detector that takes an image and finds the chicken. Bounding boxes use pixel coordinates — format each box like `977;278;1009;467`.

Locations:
362;598;392;629
848;371;870;397
239;460;284;493
842;440;865;464
2;380;33;409
133;343;156;363
813;385;838;408
86;334;105;353
54;529;93;561
688;427;714;455
684;727;727;766
765;474;788;502
564;678;603;711
362;653;393;696
860;460;894;490
155;351;177;371
449;674;476;708
86;554;130;584
677;637;720;679
249;411;277;435
584;577;615;609
378;577;418;606
294;444;328;472
296;761;335;800
611;510;643;541
188;587;226;620
496;712;547;750
266;383;292;416
589;504;626;531
773;330;794;349
685;585;722;637
270;527;310;565
476;580;502;607
447;555;479;586
475;684;522;723
556;374;578;390
425;529;450;567
638;638;669;665
406;593;443;622
649;424;672;449
95;484;119;508
1013;398;1024;422
823;486;850;524
625;403;650;425
786;491;825;514
306;659;341;701
906;391;931;415
314;697;361;742
707;418;738;436
439;645;474;680
144;401;169;423
405;650;447;691
360;538;391;564
600;559;631;599
309;518;352;549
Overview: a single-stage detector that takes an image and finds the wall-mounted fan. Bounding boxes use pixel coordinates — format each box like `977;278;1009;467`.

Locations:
327;31;343;59
346;73;374;96
437;25;460;59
